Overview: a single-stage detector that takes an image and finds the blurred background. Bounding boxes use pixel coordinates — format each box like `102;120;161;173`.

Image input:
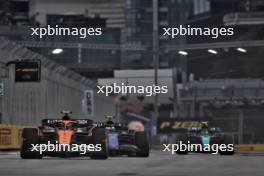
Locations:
1;0;264;147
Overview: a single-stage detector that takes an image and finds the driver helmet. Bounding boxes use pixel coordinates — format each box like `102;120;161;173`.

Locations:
105;115;115;125
201;122;209;133
61;111;72;120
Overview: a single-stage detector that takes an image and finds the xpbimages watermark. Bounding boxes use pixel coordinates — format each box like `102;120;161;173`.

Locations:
30;25;102;38
97;83;168;96
163;25;234;39
162;141;234;154
30;141;102;155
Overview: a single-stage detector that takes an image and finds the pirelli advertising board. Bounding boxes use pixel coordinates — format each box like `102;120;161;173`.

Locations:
157;118;210;133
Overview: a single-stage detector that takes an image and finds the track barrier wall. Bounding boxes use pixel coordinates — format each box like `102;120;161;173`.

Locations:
235;144;264;153
1;124;264;152
0;124;32;150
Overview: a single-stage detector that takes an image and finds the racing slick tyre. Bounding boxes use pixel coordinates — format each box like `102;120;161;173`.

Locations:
20;128;43;159
90;128;108;159
135;132;150;157
176;135;189;155
219;135;235;155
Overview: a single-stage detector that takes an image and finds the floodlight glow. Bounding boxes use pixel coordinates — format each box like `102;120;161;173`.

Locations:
52;48;63;54
237;47;247;53
178;50;188;56
208;49;218;54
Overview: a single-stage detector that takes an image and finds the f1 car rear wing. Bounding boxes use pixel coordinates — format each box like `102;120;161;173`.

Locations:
188;127;202;132
41;119;94;127
208;127;221;133
95;122;128;129
188;127;222;133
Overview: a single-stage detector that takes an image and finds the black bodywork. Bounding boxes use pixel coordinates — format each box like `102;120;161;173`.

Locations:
97;122;150;157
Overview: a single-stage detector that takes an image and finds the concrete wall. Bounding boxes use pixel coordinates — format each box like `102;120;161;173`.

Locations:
0;39;115;125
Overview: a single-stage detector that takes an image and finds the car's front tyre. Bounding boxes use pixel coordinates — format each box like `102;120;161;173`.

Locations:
219;135;235;155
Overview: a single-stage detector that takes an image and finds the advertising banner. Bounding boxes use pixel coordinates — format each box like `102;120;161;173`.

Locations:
157;118;210;133
84;90;94;116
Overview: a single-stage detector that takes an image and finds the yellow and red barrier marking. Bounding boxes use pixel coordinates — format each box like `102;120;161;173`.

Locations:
0;124;32;150
235;144;264;153
1;124;264;152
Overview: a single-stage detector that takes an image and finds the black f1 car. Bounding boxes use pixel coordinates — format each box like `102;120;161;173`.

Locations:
20;111;108;159
176;124;235;155
97;116;150;157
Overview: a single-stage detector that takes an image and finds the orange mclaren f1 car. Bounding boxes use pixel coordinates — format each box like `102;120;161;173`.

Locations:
20;111;108;159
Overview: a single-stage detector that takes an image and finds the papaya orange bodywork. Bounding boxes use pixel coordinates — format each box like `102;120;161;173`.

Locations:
57;130;74;144
57;120;75;144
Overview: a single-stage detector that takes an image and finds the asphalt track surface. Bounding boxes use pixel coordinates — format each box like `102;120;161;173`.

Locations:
0;150;264;176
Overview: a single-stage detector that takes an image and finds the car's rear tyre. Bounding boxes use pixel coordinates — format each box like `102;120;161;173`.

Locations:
176;150;188;155
90;128;108;159
176;135;189;155
20;128;42;159
135;132;150;157
219;135;235;155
